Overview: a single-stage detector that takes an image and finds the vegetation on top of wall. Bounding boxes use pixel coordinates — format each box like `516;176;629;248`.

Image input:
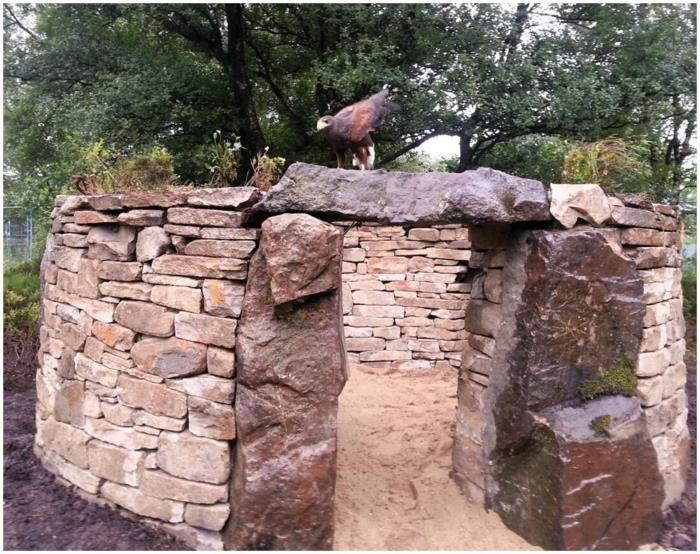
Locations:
579;359;638;401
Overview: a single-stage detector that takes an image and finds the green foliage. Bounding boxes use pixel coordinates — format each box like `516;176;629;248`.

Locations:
4;258;41;332
207;131;244;187
247;149;286;192
682;256;697;319
563;138;652;196
589;415;612;436
579;359;638;401
72;141;179;194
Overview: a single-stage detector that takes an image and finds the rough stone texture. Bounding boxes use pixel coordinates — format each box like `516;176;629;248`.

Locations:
549;183;612;229
140;470;228;504
131;337;208;378
156;431;230;484
202;280;245;318
101;481;184;523
261;214;343;305
185;503;231;532
97;261;142;281
249;163;551;226
136;226;171;262
114;301;174;337
225;218;346;550
87;440;145;486
188;396;236;440
118;375;187;418
187;187;262;208
489;396;664;549
174;312;236;348
118;209;164;226
150;285;202;313
152;254;247;279
91;321;136;351
480;227;664;550
184;239;257;258
168;207;243;228
86;225;136;260
207;347;235;378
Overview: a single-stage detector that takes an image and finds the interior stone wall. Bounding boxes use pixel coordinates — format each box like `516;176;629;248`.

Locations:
338;222;471;373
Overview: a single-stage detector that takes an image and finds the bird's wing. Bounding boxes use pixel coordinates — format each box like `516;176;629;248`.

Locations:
334;90;399;143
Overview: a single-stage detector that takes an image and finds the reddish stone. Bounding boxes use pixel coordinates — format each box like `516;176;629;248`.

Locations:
224;217;346;550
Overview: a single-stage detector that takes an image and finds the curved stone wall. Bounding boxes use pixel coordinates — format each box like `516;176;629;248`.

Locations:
33;166;689;550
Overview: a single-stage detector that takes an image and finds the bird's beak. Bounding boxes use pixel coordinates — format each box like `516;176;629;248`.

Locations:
316;119;329;131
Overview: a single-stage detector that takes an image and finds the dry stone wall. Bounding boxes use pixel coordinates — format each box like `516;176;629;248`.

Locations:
338;222;471;373
34;163;690;551
36;187;262;550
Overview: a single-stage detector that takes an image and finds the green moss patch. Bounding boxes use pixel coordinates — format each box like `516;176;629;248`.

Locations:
589;415;612;436
579;359;638;400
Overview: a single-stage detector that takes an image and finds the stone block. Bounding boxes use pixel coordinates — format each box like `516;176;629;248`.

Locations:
188;396;236;440
114;300;174;337
351;290;395;305
637;375;664;407
140;469;228;504
101;402;135;426
75;353;119;387
202;279;245;318
184;239;256;258
101;481;184;523
464;301;502;337
367;257;408;274
373;326;400;340
54;246;86;272
88;440;146;485
157;430;230;484
85;417;159;450
187;187;261;208
549;183;611;228
37;417;91;468
86;225;136;260
98;281;152;301
185;503;231;531
152;254;247;279
637;348;670;377
207;347;235;378
165;374;236;404
167;207;243;227
174;312;237;348
345;337;386;351
132;411;186;432
96;260;142;281
136;226;171;262
117;209;164;226
343;248;365;262
662;362;686;399
53;380;85;426
91;321;136;351
150;285;202;313
118;375;187;418
408;228;440;241
37;445;100;494
132;336;207;379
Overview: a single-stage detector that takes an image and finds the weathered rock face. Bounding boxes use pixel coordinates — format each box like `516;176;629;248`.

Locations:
488;228;646;454
260;213;343;305
490;396;664;550
483;227;664;550
225;214;347;550
247;162;551;226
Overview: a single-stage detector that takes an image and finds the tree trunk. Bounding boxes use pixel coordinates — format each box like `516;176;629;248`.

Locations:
458;132;475;172
225;4;266;168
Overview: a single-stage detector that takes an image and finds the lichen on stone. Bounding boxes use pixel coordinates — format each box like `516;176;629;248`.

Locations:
579;358;638;400
589;414;612;436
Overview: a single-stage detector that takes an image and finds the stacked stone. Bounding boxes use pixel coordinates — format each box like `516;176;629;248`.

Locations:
338;222;471;372
609;197;689;508
452;224;508;502
35;187;262;550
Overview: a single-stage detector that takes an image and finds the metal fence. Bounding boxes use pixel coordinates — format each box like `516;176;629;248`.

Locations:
4;207;35;261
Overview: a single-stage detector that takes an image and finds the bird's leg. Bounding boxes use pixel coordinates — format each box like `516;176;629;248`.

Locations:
366;137;376;170
356;147;369;171
335;150;345;169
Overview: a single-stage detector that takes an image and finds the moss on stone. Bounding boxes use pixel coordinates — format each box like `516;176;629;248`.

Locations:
579;358;638;400
589;414;612;436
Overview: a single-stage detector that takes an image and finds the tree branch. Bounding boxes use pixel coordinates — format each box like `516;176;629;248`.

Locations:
377;131;442;166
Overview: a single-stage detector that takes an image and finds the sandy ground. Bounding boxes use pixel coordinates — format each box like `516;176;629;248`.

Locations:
333;365;537;550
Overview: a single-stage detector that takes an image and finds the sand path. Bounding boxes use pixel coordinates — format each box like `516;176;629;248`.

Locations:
333;365;537;550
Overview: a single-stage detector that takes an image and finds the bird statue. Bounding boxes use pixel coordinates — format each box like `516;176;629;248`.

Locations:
316;89;399;170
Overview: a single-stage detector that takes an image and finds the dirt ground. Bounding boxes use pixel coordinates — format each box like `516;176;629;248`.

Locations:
333;364;537;550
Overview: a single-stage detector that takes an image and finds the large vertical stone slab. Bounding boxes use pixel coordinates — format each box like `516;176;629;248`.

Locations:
482;227;664;550
224;214;347;550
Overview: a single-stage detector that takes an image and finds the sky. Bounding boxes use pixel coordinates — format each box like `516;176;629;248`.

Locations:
417;135;461;160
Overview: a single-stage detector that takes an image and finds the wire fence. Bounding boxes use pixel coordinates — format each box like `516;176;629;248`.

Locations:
4;207;35;262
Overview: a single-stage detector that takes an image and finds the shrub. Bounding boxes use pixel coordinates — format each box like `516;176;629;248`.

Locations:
682;255;696;320
4;258;41;332
72;140;179;194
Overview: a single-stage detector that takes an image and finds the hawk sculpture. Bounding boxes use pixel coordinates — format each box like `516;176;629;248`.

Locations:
316;89;399;170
